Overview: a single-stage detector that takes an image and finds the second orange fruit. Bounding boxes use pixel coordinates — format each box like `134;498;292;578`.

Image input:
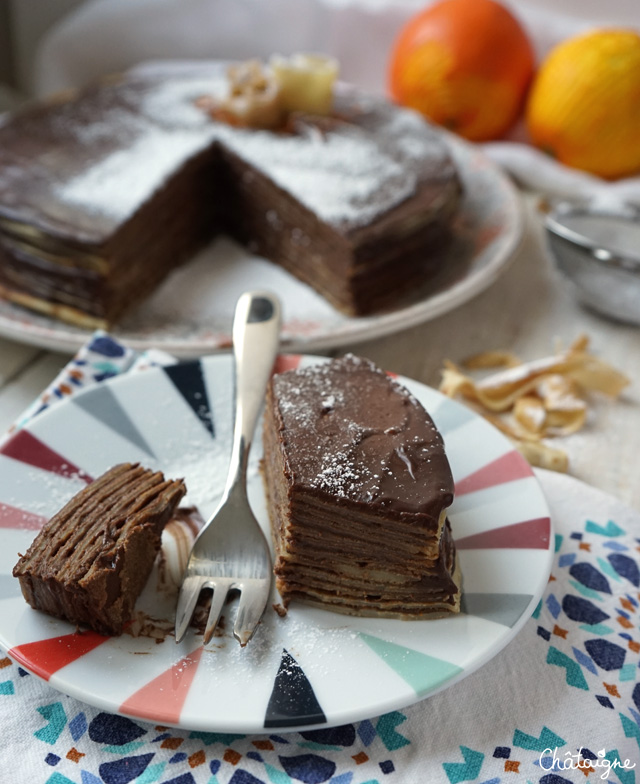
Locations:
389;0;535;141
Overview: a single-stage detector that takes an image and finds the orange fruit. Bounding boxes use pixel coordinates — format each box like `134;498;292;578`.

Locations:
526;29;640;179
388;0;535;141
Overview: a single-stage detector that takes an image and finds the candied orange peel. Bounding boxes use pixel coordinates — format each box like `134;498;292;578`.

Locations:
198;53;339;130
201;59;284;130
439;335;630;472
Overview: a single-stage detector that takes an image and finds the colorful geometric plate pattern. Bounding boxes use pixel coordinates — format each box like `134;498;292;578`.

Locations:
0;354;552;733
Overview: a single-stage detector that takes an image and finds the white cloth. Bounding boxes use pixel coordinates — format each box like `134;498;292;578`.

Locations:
33;0;640;205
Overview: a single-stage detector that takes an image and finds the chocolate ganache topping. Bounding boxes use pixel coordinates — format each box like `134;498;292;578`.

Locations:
263;353;461;618
271;354;454;523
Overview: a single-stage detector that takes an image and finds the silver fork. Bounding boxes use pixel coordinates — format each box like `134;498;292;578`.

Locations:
174;291;281;647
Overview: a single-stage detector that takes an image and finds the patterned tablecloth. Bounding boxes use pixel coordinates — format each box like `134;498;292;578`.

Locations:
0;333;638;784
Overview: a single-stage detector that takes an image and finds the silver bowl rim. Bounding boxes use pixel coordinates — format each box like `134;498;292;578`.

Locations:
544;203;640;273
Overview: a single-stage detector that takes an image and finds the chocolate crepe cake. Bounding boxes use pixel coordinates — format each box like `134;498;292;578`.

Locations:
0;61;461;327
262;354;461;618
13;463;186;635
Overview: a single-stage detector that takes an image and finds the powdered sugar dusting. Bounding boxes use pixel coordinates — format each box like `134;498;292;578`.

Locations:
161;442;230;519
274;355;382;499
40;63;452;232
219;121;416;227
58;126;213;221
140;75;224;129
272;354;452;508
317;451;360;494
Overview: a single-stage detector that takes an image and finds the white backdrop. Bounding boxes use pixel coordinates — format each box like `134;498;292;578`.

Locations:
30;0;640;96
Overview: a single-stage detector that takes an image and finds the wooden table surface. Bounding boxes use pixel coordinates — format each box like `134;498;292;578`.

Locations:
1;194;639;510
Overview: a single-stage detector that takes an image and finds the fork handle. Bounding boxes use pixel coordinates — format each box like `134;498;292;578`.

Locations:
224;291;282;496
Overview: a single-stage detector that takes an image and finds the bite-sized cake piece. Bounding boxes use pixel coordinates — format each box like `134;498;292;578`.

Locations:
262;354;461;618
13;463;186;635
0;60;461;327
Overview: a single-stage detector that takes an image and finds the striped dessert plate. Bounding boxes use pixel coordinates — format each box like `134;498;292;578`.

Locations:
0;354;553;733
